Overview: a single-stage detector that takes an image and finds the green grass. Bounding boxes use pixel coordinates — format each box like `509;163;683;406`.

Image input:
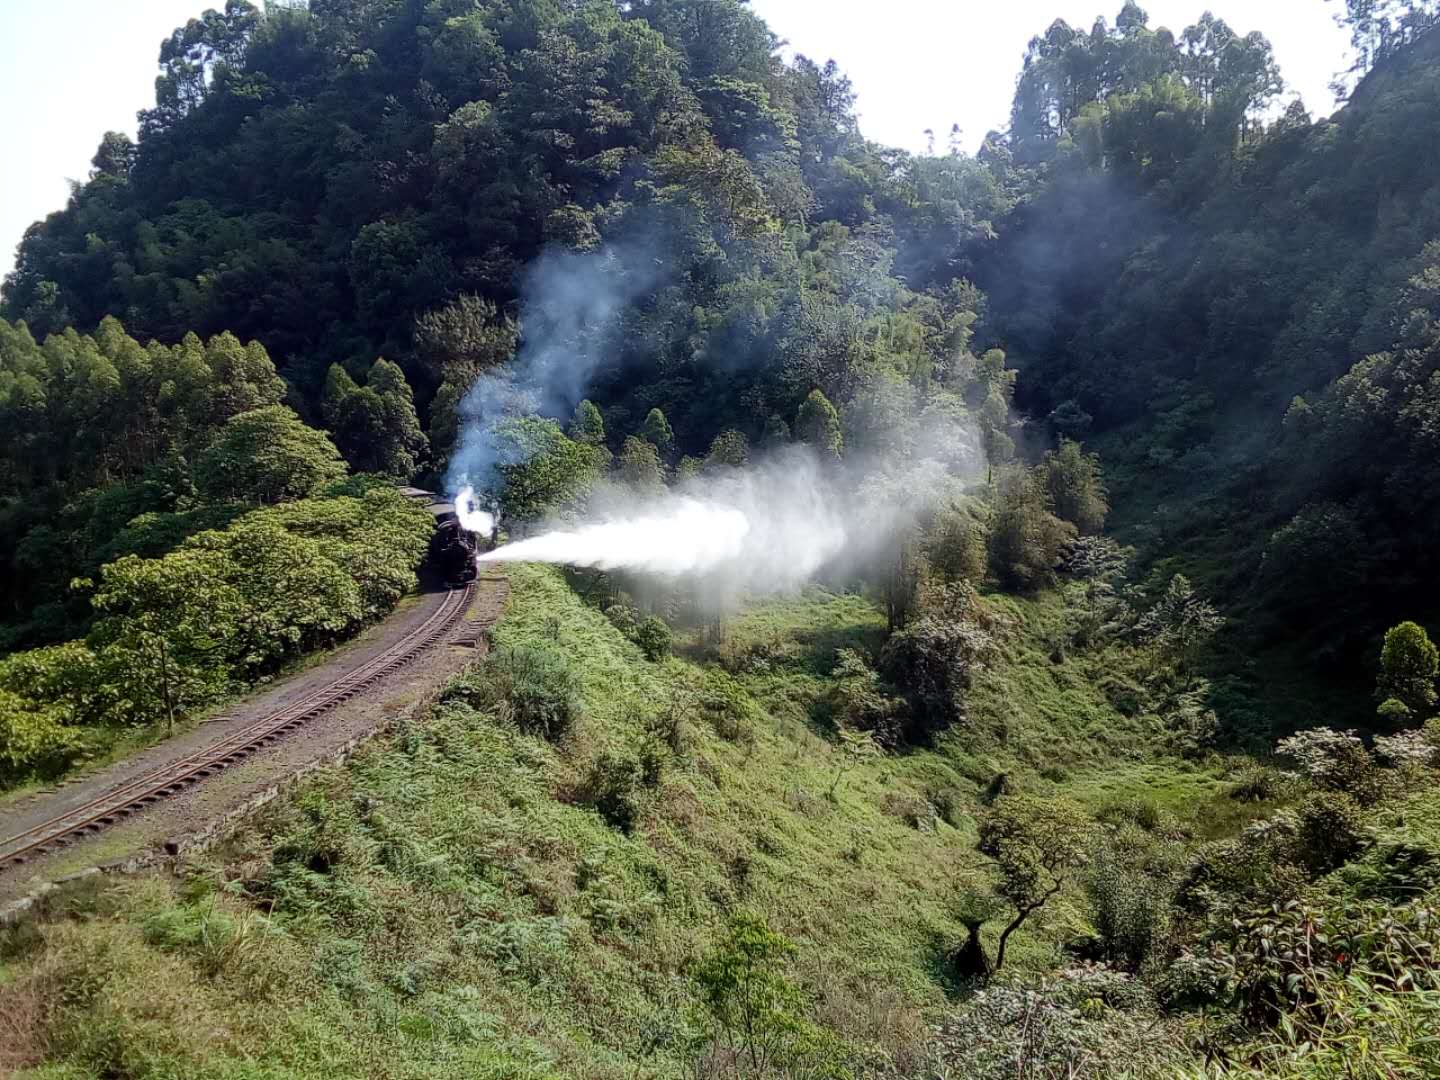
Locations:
0;566;1236;1078
1063;758;1285;840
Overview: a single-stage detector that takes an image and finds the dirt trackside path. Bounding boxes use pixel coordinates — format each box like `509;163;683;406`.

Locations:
0;569;508;910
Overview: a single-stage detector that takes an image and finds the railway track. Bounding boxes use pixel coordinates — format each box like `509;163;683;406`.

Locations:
0;583;475;872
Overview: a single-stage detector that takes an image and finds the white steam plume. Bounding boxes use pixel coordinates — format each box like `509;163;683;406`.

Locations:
455;485;495;535
479;500;750;574
444;241;665;509
478;449;858;593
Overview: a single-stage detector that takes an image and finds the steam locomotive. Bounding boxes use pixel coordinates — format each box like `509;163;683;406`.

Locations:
397;486;487;588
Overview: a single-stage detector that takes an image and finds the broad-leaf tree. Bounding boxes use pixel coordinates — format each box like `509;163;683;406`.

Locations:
976;794;1093;972
195;405;347;505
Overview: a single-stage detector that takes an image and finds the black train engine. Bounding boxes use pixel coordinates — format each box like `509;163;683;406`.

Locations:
399;487;486;588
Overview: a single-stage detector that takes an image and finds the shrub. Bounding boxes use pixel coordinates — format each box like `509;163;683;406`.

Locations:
573;751;642;832
690;912;845;1077
1133;574;1223;664
1228;764;1284;802
987;466;1077;592
825;648;899;742
1175;817;1310;915
444;646;580;741
0;687;84;783
951;892;1006;981
1374;728;1435;768
925;504;988;585
634;616;672;661
716;632;788;675
925;785;964;828
882;791;935;830
1156;952;1231;1011
1087;826;1182;973
1276;727;1386;804
933;970;1188;1079
1376;696;1413;725
1041;439;1109;535
699;677;759;745
644;699;689;756
1377;620;1439;718
637;739;667;788
603;604;671;661
1161;684;1219;758
1216;896;1440;1027
1294;792;1367;875
605;602;642;639
879;586;995;741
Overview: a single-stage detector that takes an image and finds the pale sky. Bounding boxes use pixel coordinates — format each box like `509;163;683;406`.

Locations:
0;0;1352;281
748;0;1353;151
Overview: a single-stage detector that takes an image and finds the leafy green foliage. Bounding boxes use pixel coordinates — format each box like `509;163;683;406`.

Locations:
1274;727;1381;799
90;547;241;730
639;407;676;461
976;10;1440;704
491;418;604;521
1333;0;1440;77
0;319;304;641
924;502;988;586
322;359;427;479
9;4;1440;1076
977;794;1094;970
794;388;843;460
1377;620;1439;718
616;436;666;496
444;645;581;742
1133;575;1223;665
987;467;1077;593
567;399;606;447
879;584;995;741
825;647;898;741
1216;895;1440;1028
634;615;673;661
1041;440;1108;536
934;968;1190;1079
1087;823;1185;973
572;750;643;833
691;912;843;1078
0;0;1009;491
194;405;347;505
828;725;881;798
705;429;750;470
0;685;82;782
0;486;430;781
1293;792;1367;875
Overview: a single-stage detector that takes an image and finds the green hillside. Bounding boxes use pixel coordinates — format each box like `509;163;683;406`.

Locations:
5;0;1440;1075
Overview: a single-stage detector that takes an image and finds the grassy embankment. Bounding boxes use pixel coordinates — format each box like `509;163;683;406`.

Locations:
0;563;1253;1078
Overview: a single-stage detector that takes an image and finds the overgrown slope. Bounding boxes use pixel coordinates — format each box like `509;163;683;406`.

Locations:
0;564;1223;1078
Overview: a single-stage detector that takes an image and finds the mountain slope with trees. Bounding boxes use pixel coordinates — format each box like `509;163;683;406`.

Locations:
9;0;1440;712
975;2;1440;710
6;1;1440;1077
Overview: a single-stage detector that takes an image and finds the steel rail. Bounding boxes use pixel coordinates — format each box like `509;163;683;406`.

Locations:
0;584;474;869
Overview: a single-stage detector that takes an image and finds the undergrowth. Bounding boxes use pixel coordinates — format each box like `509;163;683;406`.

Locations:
0;564;1227;1078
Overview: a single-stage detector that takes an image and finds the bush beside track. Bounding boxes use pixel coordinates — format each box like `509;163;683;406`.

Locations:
0;480;433;787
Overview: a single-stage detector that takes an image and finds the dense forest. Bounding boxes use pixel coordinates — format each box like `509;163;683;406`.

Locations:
6;0;1440;707
5;0;1440;1077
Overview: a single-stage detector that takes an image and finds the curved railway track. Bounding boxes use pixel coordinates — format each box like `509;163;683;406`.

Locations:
0;583;475;872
